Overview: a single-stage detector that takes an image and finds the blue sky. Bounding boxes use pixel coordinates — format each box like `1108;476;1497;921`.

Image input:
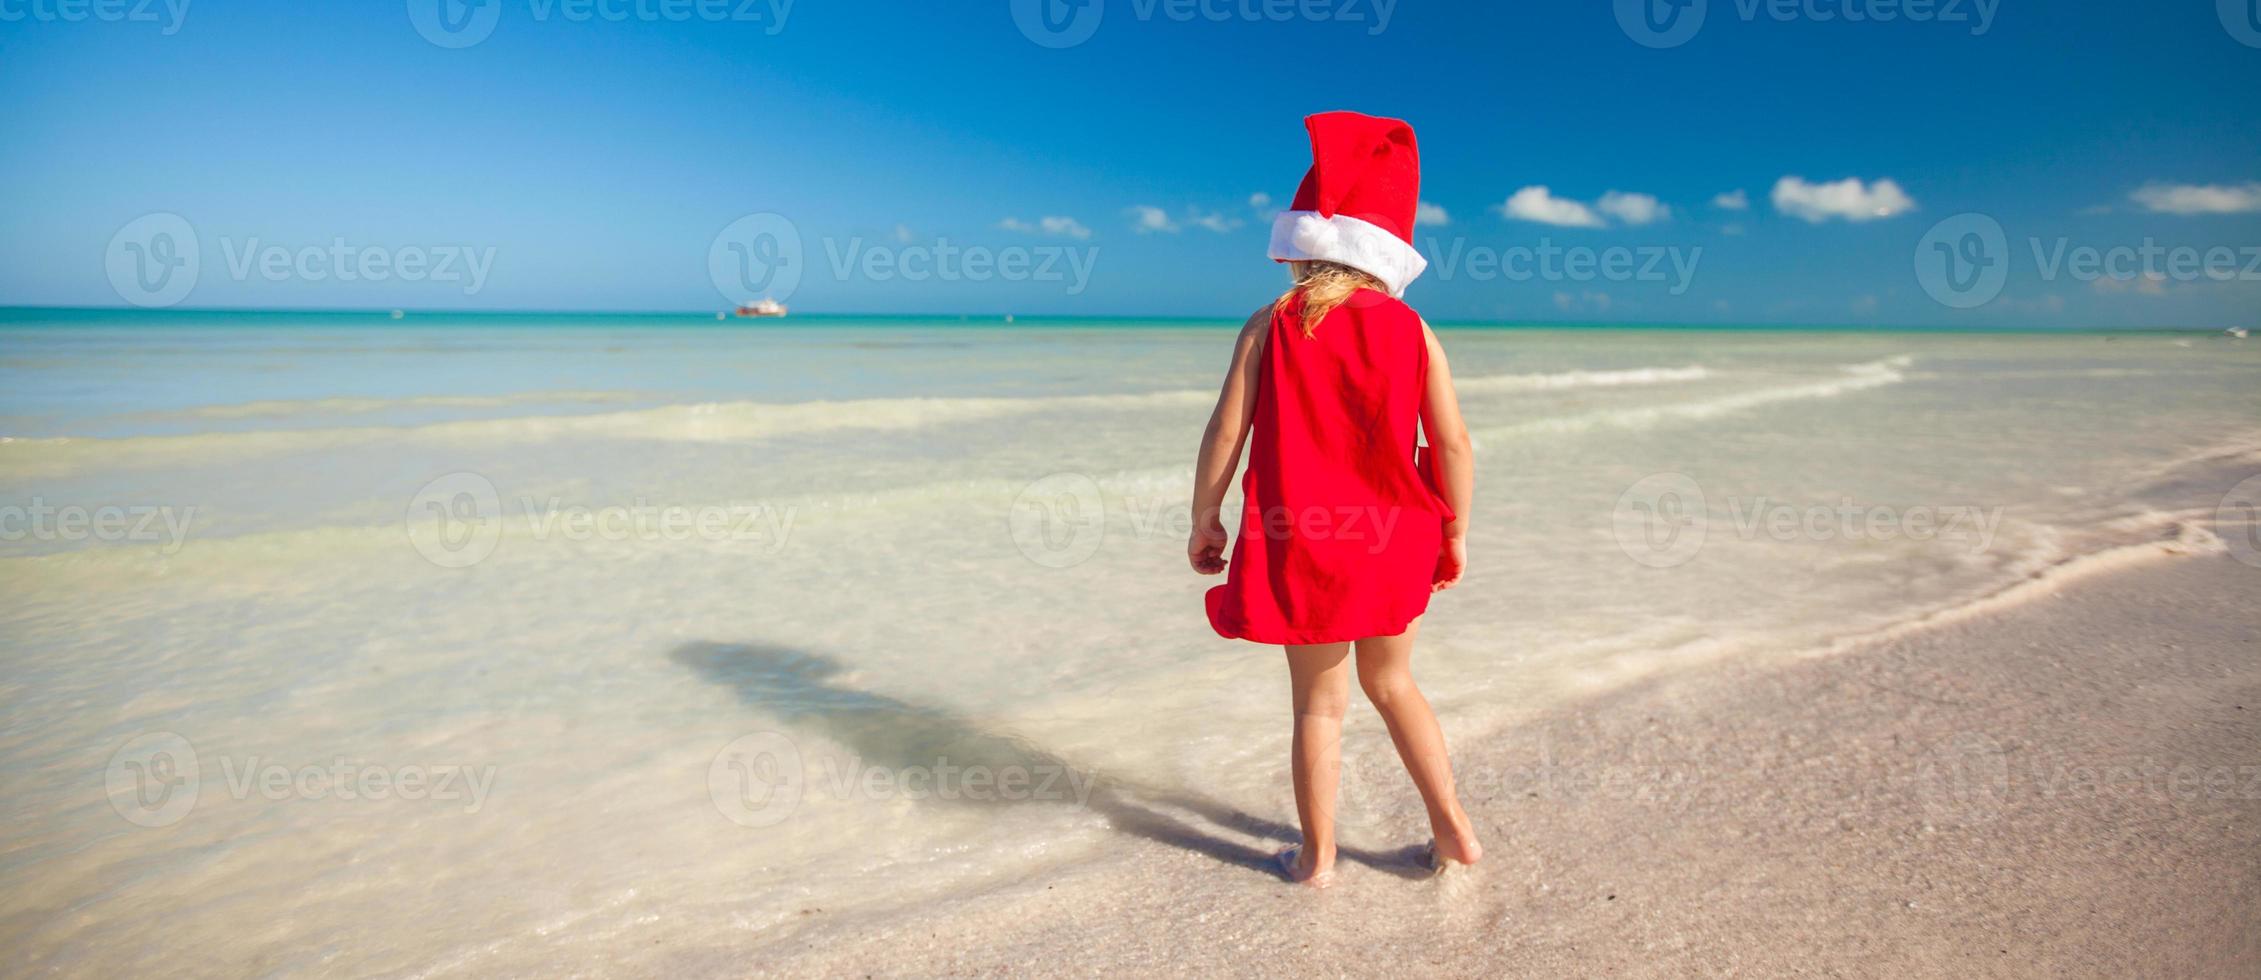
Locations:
2;0;2257;326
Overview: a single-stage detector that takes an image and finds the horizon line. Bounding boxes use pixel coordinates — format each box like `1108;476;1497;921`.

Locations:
0;304;2235;334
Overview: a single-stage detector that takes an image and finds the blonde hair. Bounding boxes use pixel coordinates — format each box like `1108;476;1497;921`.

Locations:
1272;261;1387;338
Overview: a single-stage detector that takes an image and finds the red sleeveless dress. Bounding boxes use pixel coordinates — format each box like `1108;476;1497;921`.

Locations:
1205;290;1454;645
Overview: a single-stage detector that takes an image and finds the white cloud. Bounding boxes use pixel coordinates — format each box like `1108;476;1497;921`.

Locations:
1248;192;1273;210
1416;201;1450;227
2003;294;2068;315
1553;290;1613;312
1770;176;1916;223
1128;205;1179;234
1712;189;1750;210
1721;223;1746;236
2129;182;2261;215
999;215;1093;239
1187;209;1243;233
1499;186;1605;228
2093;273;2169;296
893;224;915;244
1597;191;1670;226
1039;216;1092;239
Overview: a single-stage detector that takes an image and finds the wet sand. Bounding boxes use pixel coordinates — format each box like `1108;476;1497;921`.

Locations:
746;549;2260;978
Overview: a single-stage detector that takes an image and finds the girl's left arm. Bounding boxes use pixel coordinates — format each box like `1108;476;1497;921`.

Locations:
1187;307;1270;574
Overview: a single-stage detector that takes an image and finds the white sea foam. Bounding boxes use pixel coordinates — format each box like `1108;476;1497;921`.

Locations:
1455;364;1710;393
0;388;1218;479
168;390;644;420
1471;356;1911;442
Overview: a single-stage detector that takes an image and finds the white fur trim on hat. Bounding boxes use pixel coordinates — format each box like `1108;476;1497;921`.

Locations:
1267;210;1428;297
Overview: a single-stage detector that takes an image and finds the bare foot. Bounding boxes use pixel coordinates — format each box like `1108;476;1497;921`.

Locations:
1276;844;1337;889
1429;809;1483;867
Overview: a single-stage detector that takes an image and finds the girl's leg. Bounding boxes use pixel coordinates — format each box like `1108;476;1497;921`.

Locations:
1283;642;1352;882
1354;623;1483;865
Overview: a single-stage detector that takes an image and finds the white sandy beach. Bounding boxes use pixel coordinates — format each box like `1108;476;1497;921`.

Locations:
755;502;2261;978
2;316;2257;976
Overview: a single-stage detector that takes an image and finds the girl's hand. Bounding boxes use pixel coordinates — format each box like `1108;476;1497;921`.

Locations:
1188;523;1229;575
1432;536;1466;592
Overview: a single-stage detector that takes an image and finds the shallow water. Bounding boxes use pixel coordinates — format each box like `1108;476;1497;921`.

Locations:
3;310;2257;974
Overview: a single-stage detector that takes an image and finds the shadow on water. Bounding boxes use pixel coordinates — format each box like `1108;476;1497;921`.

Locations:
670;641;1431;880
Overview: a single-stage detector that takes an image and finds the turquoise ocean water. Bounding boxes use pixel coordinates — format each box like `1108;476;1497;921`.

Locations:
3;307;2257;973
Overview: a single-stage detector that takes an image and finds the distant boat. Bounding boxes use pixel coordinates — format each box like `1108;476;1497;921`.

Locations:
734;298;788;318
2228;327;2249;339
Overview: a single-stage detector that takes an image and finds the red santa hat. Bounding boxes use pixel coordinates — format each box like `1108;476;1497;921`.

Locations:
1267;111;1429;297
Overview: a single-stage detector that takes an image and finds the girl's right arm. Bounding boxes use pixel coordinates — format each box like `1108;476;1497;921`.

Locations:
1186;308;1271;575
1418;321;1474;591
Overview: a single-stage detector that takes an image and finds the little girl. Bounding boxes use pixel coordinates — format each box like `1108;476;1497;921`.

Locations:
1187;112;1481;888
